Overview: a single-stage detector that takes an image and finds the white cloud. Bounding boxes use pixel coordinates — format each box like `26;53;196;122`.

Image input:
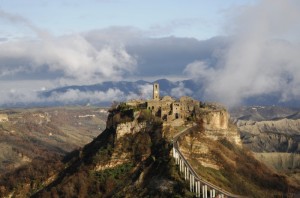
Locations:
171;82;192;98
0;88;128;106
0;34;136;82
183;61;215;82
184;0;300;107
0;10;137;84
48;89;125;104
138;84;153;99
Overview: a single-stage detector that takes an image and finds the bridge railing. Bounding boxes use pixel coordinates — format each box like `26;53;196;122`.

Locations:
172;126;246;198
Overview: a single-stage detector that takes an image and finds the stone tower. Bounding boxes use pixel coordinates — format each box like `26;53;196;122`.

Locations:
153;83;160;100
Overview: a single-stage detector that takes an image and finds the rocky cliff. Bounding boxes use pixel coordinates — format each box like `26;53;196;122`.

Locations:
31;107;192;198
197;108;242;146
202;110;229;130
237;119;300;152
232;106;300;192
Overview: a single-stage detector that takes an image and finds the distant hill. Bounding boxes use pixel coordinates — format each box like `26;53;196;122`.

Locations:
2;79;300;108
39;79;300;108
0;106;108;196
230;106;300;121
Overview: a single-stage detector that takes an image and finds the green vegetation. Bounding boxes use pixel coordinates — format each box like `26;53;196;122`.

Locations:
93;163;134;181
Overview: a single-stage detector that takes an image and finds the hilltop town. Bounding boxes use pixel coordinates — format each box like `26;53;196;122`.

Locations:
124;83;234;135
126;83;201;122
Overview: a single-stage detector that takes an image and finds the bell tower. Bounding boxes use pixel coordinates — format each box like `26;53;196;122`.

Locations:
153;83;160;100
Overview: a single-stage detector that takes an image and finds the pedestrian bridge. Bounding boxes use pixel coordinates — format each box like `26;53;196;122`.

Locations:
172;126;246;198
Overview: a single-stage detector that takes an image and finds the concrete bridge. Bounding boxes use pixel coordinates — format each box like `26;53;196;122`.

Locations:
172;126;245;198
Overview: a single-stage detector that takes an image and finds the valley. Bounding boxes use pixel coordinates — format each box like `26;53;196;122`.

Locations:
0;106;108;196
231;106;300;190
0;97;299;197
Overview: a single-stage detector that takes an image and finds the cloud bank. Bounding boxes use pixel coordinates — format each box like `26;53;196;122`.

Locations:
184;0;300;106
0;10;137;84
1;0;300;107
0;35;136;82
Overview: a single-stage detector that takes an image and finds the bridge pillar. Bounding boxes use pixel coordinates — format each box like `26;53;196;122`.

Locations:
179;158;182;172
192;174;195;192
189;174;192;192
184;166;187;180
179;157;182;172
195;180;198;197
211;189;215;197
202;185;207;198
195;180;201;197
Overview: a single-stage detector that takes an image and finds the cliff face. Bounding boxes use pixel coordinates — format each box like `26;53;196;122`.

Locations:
232;107;300;191
202;110;229;130
115;121;149;140
32;108;191;198
177;126;290;197
198;109;242;146
95;120;152;171
237;119;300;136
254;153;300;171
237;119;300;152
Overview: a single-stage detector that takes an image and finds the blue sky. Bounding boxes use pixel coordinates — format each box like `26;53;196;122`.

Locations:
0;0;300;107
0;0;256;39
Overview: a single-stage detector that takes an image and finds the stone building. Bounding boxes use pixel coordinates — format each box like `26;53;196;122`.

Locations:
126;83;200;122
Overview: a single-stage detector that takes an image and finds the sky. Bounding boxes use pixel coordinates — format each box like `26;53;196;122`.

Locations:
0;0;300;107
0;0;256;40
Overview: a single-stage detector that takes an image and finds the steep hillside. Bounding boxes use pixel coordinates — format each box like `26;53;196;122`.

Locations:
178;124;293;197
31;104;297;198
237;119;300;153
0;107;108;196
2;103;296;197
32;107;192;198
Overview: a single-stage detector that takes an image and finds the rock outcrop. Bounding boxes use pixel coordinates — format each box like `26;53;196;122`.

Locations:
96;120;152;171
115;121;149;140
202;110;229;130
254;153;300;171
237;119;300;152
237;118;300;136
197;108;242;146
